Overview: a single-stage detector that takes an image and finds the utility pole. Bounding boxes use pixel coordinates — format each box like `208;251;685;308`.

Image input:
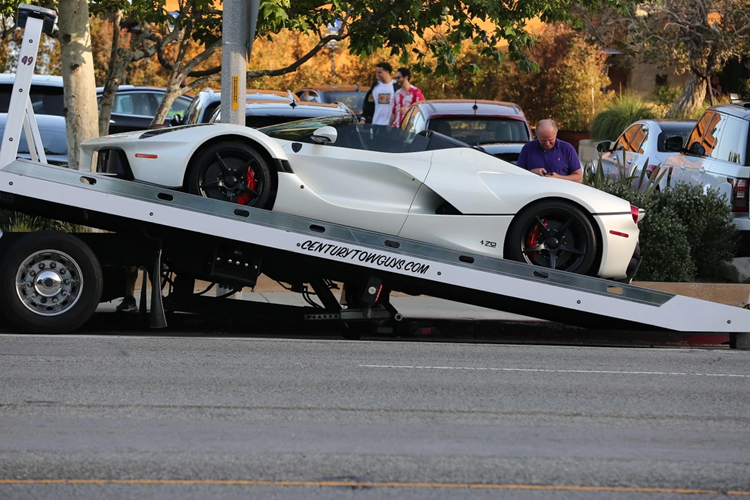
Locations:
220;0;260;126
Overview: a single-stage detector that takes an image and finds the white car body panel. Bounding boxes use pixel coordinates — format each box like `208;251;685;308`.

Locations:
79;123;641;279
80;124;288;188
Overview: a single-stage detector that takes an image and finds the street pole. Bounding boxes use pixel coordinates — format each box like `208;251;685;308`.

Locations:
221;0;248;126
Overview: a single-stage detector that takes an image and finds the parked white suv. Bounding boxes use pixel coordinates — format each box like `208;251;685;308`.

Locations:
663;104;750;235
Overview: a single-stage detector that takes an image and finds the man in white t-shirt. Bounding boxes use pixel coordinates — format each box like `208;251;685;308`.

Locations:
360;62;396;126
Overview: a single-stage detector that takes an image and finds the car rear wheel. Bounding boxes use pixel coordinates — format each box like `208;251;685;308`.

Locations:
506;200;598;275
188;141;272;208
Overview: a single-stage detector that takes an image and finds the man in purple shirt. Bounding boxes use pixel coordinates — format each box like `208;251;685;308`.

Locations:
517;119;582;183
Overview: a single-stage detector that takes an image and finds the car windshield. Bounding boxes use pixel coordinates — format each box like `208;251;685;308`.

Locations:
323;91;366;113
427;117;529;144
656;123;694;152
259;115;358;140
260;115;470;154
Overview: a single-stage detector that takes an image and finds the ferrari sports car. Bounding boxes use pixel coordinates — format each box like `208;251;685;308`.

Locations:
82;115;643;280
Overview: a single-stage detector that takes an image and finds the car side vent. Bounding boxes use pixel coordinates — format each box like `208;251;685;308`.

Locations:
436;202;462;215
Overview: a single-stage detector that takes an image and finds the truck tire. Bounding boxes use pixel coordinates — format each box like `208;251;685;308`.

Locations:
0;231;103;334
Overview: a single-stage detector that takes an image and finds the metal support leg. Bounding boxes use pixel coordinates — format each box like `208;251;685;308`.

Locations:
308;277;342;312
148;249;167;329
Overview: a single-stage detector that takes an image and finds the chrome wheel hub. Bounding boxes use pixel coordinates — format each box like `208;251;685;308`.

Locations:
15;250;83;316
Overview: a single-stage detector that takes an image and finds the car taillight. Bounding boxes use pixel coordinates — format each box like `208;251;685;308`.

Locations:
630;205;642;224
730;178;749;212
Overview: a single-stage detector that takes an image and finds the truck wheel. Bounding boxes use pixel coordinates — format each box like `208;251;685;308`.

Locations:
0;231;103;333
188;141;273;208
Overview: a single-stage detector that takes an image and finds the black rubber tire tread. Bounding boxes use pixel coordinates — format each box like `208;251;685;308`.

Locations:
0;231;103;334
505;199;598;275
188;141;273;209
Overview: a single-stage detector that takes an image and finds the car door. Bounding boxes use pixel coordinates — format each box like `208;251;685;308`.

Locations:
275;124;433;235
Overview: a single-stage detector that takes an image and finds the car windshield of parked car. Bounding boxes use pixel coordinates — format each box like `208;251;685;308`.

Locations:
322;91;366;113
656;123;695;152
0;84;64;116
427;118;529;145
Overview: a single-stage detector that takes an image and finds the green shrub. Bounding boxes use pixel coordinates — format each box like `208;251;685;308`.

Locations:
634;206;697;282
588;178;738;282
653;85;682;107
589;92;659;142
652;184;738;281
0;210;82;233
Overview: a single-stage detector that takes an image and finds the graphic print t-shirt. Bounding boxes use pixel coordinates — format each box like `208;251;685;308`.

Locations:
371;81;395;125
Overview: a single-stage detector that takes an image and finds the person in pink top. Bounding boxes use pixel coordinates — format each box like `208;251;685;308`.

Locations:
389;67;425;128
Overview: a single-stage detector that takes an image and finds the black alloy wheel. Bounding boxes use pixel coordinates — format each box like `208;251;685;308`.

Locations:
188;141;272;208
506;200;598;275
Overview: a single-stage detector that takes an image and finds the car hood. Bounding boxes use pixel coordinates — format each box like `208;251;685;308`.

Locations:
478;143;526;154
426;147;634;215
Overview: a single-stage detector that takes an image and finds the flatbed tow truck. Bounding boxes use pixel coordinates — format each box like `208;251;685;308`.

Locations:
1;5;749;348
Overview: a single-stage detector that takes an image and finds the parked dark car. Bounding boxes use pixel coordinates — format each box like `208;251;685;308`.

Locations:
210;99;355;128
0;74;65;116
96;86;193;134
0;113;68;166
178;88;300;126
399;99;532;164
295;85;370;117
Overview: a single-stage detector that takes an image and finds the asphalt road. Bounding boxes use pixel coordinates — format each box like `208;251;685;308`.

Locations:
0;334;748;500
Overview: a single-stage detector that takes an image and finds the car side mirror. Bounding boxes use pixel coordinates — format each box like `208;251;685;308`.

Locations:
596;140;611;153
311;126;337;144
688;141;706;156
664;135;683;152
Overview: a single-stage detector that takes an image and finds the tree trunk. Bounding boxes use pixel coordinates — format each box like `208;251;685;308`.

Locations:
98;9;129;137
58;0;99;170
665;72;706;119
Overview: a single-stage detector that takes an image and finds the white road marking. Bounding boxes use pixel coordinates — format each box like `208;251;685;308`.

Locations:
359;364;750;378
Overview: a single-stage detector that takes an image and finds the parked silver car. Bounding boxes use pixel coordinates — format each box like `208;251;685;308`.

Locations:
592;119;695;191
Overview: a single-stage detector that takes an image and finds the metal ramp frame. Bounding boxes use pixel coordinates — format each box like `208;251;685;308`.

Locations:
2;158;750;336
0;4;749;346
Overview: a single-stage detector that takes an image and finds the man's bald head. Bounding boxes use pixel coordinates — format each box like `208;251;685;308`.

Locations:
535;119;558;151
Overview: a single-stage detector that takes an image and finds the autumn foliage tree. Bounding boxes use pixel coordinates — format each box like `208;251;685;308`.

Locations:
580;0;750;118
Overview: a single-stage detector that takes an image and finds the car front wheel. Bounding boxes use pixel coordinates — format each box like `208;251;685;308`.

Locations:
506;200;598;275
188;141;272;208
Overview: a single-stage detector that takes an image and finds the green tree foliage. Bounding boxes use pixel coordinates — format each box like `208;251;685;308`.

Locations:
580;0;750;118
500;24;610;130
589;91;658;141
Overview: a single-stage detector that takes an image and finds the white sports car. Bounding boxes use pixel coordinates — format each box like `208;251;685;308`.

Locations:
81;115;643;280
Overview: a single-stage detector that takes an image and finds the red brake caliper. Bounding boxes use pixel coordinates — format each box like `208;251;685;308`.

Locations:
237;166;258;205
525;218;547;261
